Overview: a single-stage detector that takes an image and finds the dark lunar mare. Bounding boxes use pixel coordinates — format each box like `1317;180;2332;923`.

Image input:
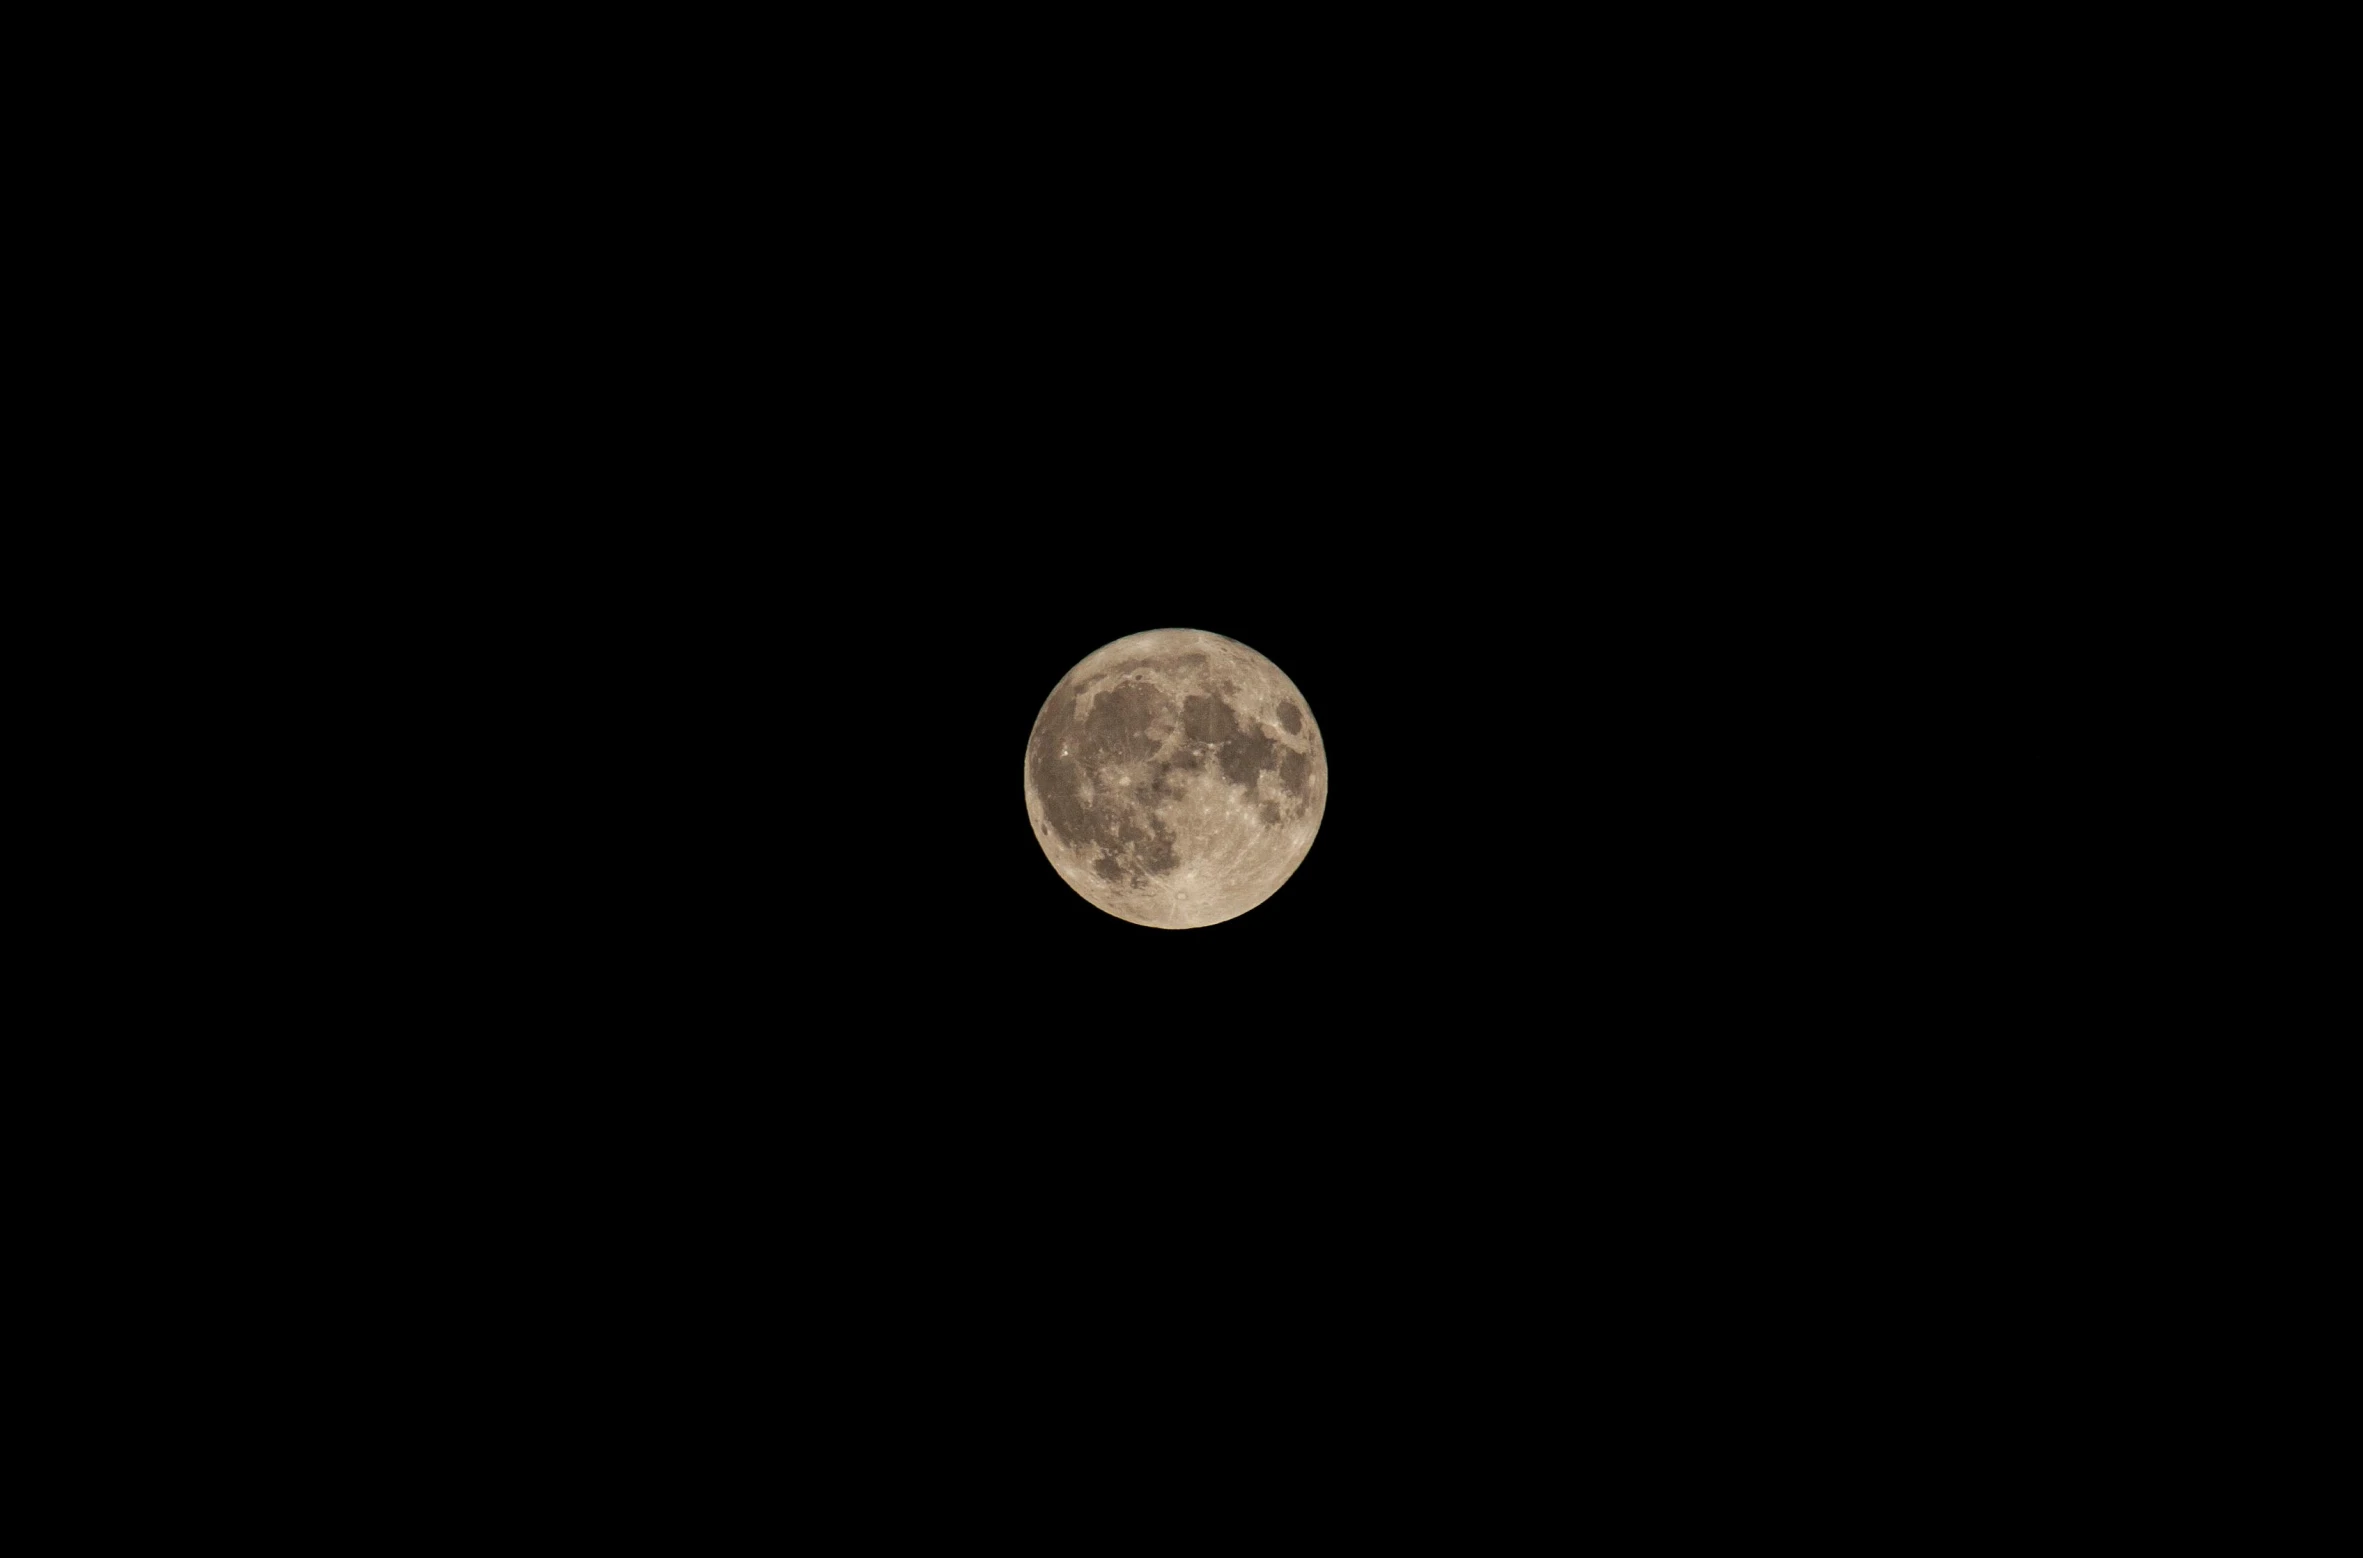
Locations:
1030;681;1182;878
1218;715;1279;791
1180;693;1232;745
1177;690;1284;792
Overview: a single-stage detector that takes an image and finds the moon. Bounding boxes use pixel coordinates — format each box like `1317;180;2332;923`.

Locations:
1025;628;1326;929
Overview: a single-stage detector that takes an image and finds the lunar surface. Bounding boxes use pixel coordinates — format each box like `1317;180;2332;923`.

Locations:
1025;628;1326;929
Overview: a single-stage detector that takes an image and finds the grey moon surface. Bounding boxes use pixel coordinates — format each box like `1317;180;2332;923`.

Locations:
1024;628;1326;929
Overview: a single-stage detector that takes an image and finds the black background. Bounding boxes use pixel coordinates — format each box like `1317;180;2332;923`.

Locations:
88;18;2146;1502
314;53;2029;1436
383;503;1981;1437
475;507;1943;1168
396;212;1967;1273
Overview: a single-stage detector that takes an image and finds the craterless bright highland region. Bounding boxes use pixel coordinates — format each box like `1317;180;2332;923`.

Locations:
1025;629;1326;928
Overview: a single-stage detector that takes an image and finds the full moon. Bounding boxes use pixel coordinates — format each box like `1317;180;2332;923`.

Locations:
1025;628;1326;929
